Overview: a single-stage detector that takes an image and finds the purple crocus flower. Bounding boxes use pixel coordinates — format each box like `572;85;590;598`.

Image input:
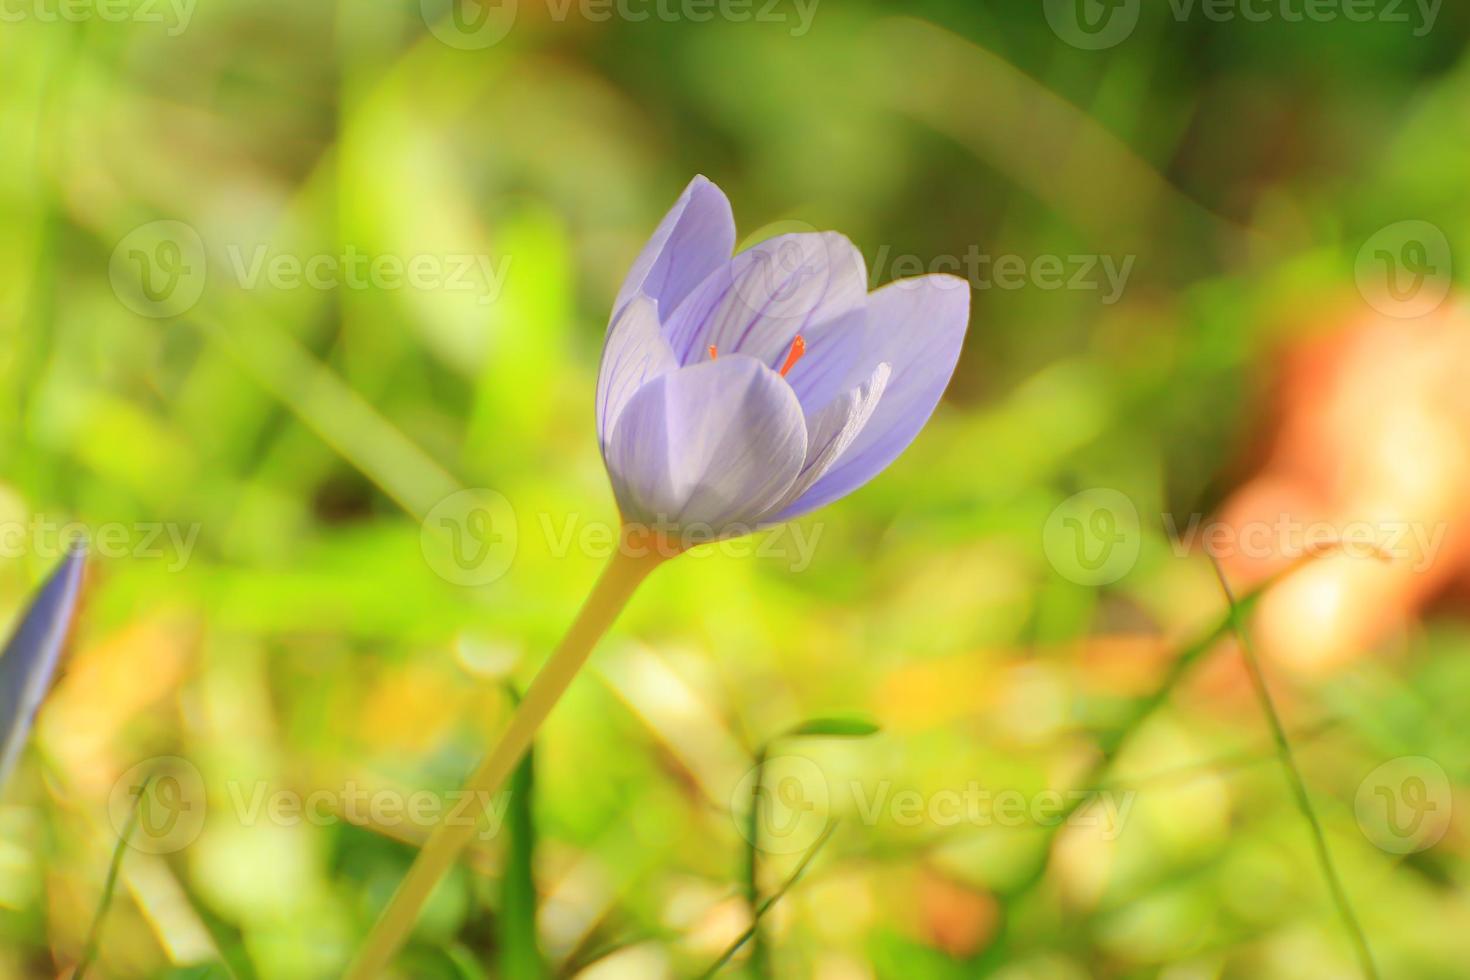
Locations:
351;180;972;968
597;176;970;545
0;544;86;791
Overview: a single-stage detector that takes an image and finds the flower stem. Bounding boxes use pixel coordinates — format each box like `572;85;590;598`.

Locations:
347;544;666;977
1208;557;1379;980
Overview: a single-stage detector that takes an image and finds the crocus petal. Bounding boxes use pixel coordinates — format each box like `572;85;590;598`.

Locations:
612;175;735;324
779;275;970;517
607;355;807;536
0;545;85;792
662;232;868;367
766;361;890;522
595;294;677;451
780;303;869;416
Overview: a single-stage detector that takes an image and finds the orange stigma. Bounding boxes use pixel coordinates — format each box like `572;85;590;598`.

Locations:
778;335;806;377
708;345;718;360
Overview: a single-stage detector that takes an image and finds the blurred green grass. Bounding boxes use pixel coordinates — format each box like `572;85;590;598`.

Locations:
1;1;1469;977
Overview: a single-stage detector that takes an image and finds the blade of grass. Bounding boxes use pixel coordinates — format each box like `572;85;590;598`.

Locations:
742;745;768;978
74;773;152;980
741;719;876;977
38;744;232;973
1106;719;1338;791
1208;557;1379;980
498;685;544;980
567;929;681;976
192;310;461;521
698;820;839;980
978;551;1346;971
11;22;83;460
994;593;1245;899
872;17;1271;262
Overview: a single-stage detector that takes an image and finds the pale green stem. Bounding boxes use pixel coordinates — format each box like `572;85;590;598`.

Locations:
1208;557;1379;980
347;543;667;977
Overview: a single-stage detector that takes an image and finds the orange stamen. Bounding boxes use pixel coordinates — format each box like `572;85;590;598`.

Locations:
778;335;806;377
708;345;718;360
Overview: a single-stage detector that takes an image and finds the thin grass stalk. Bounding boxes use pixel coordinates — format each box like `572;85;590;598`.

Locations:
743;745;769;978
74;774;152;980
1208;556;1379;979
698;821;839;979
980;550;1344;970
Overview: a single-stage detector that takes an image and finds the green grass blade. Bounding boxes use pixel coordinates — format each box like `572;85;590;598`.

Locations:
700;821;838;980
1208;557;1379;980
498;686;544;980
979;552;1343;970
74;773;152;980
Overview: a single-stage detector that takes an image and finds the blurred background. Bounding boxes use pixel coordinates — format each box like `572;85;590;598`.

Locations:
2;0;1470;976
